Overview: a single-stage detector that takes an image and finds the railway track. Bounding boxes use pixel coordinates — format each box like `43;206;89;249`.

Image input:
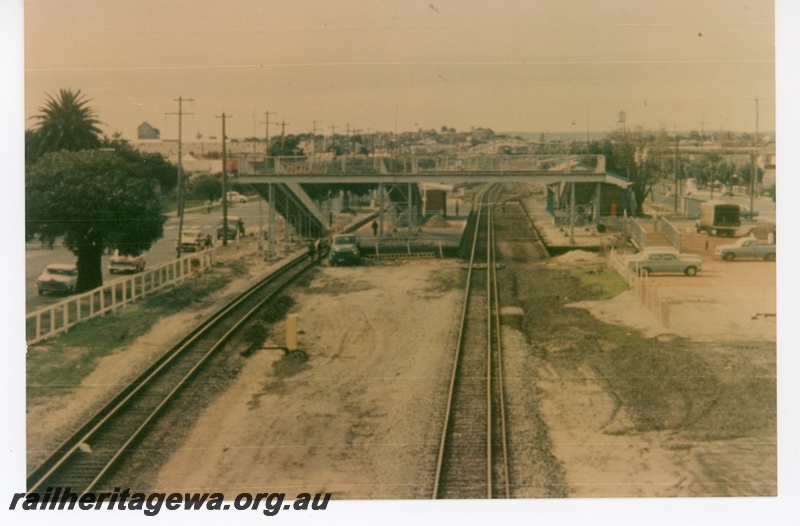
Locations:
27;252;315;494
433;185;511;499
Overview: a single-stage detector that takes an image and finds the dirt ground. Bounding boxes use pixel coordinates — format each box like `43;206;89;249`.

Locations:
150;259;464;498
26;208;777;499
507;226;774;499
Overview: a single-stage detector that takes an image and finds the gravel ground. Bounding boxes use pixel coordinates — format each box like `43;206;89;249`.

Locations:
146;259;464;498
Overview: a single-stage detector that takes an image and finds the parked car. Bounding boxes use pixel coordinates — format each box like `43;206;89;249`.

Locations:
739;208;760;220
37;263;78;295
328;234;361;266
217;216;245;240
109;250;146;273
715;237;776;261
627;248;703;277
178;229;210;253
225;191;248;203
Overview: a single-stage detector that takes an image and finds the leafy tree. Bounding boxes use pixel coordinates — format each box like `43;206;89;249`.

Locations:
735;160;764;188
26;150;167;292
325;141;344;157
192;174;223;203
600;128;671;216
99;134;178;194
25;129;42;164
268;135;305;157
27;89;103;163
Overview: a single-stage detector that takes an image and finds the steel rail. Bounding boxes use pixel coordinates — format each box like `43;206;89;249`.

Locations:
431;185;490;498
432;185;511;499
485;195;493;498
489;199;511;498
27;252;312;493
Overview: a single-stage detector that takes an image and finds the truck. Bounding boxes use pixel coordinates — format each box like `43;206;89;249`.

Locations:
715;237;776;261
696;200;740;237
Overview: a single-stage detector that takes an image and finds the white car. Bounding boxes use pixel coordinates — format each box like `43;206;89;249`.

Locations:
627;249;703;277
37;263;78;295
225;191;248;203
178;229;209;253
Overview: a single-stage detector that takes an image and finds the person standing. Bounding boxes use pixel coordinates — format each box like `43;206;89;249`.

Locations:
371;220;378;237
314;238;322;264
308;239;317;261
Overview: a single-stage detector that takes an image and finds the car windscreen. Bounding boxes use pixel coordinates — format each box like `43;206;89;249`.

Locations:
50;268;77;276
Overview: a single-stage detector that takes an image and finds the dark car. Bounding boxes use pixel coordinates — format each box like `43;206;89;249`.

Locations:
217;216;245;240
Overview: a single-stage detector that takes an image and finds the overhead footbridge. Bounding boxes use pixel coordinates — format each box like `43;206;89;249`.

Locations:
237;154;630;239
238;153;626;186
250;182;328;240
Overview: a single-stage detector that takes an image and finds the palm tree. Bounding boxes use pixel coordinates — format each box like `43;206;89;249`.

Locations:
28;89;103;162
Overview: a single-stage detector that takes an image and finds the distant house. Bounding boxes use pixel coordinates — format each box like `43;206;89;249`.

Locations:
137;122;161;140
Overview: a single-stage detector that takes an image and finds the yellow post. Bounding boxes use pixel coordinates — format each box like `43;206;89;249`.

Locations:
286;313;298;351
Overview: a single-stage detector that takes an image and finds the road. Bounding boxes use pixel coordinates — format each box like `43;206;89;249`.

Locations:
648;182;776;224
25;198;282;312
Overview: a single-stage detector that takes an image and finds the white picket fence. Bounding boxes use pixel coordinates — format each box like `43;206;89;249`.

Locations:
606;248;671;329
26;248;217;345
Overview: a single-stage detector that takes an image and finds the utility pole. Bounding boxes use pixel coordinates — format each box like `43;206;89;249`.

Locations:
328;124;337;154
260;110;277;258
674;132;680;213
353;129;362;155
280;120;289;153
751;99;760;216
167;96;194;258
217;112;233;246
311;119;323;160
260;111;277;168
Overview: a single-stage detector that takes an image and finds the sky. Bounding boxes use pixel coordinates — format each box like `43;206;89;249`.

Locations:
23;0;777;142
